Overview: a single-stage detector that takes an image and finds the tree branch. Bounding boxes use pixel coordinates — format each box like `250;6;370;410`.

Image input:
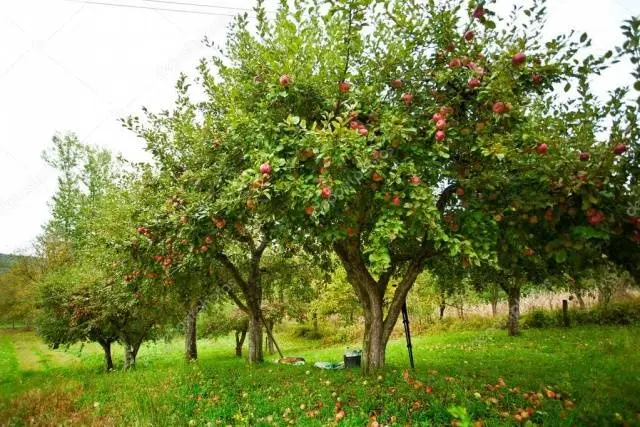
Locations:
437;183;458;212
214;252;249;294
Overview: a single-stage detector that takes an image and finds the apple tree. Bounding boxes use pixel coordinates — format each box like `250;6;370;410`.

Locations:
127;0;637;372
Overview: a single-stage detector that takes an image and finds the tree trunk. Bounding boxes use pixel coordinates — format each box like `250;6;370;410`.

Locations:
123;340;142;370
235;329;246;357
266;319;275;354
439;297;446;320
247;310;263;363
491;300;498;317
333;237;430;375
507;286;521;336
312;313;318;332
97;339;113;371
576;292;586;309
184;301;201;361
361;308;386;375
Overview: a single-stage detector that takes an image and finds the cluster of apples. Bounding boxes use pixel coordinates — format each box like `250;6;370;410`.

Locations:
431;107;453;142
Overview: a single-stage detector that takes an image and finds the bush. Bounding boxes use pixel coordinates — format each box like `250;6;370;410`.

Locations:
292;324;323;340
523;298;640;329
524;309;552;329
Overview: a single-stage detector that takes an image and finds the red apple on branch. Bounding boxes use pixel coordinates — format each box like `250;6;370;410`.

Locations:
321;186;332;199
338;81;350;93
260;162;272;175
613;143;627;155
512;52;526;65
279;74;292;86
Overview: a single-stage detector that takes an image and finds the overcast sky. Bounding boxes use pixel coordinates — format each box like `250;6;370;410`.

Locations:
0;0;638;255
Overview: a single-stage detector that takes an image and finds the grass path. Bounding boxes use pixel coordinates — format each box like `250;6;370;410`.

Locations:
1;326;639;426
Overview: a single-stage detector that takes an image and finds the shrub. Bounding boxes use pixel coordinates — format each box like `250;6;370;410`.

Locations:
292;325;323;340
523;298;640;329
524;309;552;329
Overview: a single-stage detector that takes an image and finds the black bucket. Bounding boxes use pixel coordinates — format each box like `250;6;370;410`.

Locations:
343;354;361;368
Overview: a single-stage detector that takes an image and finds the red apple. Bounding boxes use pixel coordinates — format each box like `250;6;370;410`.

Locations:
468;78;481;89
390;79;403;89
579;152;590;161
215;218;225;229
410;175;421;185
492;101;506;114
372;172;383;182
279;74;292;86
523;247;534;257
449;58;462;69
464;31;474;41
435;130;446;142
472;5;485;18
259;162;272;174
321;186;332;199
392;195;401;206
401;92;413;104
532;73;543;85
358;127;368;136
537;143;548;154
338;81;350;93
246;199;256;210
305;206;314;216
432;112;443;122
204;235;213;244
456;187;465;197
512;52;526;65
614;143;627;155
436;119;447;130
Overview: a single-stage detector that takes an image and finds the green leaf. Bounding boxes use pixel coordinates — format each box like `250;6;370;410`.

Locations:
554;250;567;263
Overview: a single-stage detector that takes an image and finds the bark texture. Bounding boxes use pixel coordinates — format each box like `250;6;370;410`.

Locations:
506;286;521;336
184;300;203;361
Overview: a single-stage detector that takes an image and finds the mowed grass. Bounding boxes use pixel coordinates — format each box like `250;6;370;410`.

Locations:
1;325;639;426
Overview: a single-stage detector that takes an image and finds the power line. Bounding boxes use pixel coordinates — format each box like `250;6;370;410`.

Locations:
142;0;273;13
63;0;246;17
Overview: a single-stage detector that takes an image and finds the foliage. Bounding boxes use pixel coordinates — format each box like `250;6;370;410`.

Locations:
523;298;640;328
120;0;638;370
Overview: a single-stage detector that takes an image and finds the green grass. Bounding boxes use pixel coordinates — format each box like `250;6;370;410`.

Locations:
1;325;639;426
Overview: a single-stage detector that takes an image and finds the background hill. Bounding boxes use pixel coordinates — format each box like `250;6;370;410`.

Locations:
0;253;18;275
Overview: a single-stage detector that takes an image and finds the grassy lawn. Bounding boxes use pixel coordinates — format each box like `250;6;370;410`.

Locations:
1;325;639;426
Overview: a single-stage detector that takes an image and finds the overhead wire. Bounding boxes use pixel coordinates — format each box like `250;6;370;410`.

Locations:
63;0;247;17
142;0;274;13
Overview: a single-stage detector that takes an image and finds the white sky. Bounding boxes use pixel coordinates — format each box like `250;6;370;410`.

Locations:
0;0;638;255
